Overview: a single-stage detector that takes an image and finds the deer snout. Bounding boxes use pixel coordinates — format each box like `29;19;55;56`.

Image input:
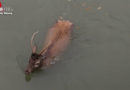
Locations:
25;68;32;75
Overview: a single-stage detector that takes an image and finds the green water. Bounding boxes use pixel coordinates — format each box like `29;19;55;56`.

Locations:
0;0;130;90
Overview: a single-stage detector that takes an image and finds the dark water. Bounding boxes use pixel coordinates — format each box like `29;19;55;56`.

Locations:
0;0;130;90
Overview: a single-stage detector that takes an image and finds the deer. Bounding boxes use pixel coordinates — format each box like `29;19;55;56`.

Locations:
25;20;73;75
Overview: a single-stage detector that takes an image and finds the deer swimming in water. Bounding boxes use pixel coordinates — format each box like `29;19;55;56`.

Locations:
25;20;73;75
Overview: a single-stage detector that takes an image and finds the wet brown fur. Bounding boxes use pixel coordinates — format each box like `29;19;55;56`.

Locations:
25;20;73;74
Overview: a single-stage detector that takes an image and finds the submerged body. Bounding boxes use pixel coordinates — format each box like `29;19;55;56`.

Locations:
25;20;73;74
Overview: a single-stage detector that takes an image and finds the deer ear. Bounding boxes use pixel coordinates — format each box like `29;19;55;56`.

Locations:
32;46;37;53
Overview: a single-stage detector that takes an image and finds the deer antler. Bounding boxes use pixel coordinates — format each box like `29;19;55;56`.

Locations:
31;31;39;53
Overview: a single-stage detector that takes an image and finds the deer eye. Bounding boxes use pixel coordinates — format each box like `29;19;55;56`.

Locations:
36;57;39;59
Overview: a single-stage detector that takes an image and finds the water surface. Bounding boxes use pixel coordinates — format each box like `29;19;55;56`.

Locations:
0;0;130;90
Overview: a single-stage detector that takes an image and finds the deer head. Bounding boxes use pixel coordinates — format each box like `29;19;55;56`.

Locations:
25;31;45;75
